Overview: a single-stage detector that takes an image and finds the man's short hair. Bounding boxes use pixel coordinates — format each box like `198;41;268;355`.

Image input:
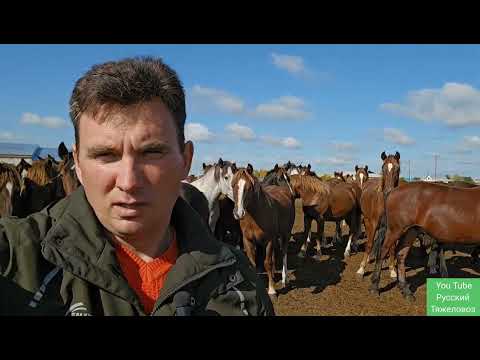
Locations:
69;56;186;150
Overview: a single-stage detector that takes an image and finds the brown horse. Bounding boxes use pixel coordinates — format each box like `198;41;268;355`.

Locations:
231;164;295;296
356;152;401;278
16;158;31;179
370;180;480;301
354;165;369;190
290;173;362;259
0;162;24;217
57;142;80;196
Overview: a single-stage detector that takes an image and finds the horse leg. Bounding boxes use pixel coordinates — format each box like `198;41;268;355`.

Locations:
438;245;449;278
388;247;397;279
369;227;400;296
334;220;342;246
426;240;439;275
242;236;256;269
281;235;289;288
208;201;220;233
396;229;417;301
471;246;480;265
299;214;312;258
265;240;276;296
314;218;325;260
356;217;374;277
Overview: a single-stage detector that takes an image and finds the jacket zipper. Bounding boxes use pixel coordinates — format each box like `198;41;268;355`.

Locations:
151;257;237;315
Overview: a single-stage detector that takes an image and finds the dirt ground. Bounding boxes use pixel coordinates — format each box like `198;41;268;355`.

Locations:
261;200;480;316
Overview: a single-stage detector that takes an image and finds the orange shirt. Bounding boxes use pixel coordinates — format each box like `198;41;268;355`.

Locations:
115;228;179;314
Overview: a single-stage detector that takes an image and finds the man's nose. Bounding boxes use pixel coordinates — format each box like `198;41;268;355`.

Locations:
116;157;141;192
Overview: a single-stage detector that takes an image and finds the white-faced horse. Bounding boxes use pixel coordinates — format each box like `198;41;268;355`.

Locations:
188;158;237;232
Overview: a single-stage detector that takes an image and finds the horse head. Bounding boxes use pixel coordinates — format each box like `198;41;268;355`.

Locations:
380;151;400;193
231;164;258;220
354;165;369;188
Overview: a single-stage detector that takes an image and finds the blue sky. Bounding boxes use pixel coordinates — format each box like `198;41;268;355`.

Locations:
2;44;480;179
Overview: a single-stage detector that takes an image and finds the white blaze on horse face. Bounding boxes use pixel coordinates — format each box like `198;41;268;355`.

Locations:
359;173;364;187
235;178;246;219
388;163;393;172
21;169;28;179
290;168;299;175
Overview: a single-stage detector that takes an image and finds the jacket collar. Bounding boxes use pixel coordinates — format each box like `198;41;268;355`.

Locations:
41;186;236;308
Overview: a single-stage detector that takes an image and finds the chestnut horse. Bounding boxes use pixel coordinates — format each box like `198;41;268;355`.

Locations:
356;152;401;278
370;180;480;301
0;163;24;217
289;173;362;259
232;164;295;296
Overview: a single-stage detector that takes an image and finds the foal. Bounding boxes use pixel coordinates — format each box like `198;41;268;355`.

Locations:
232;164;295;296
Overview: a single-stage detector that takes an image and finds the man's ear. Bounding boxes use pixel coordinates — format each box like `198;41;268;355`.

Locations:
182;141;194;179
72;143;83;186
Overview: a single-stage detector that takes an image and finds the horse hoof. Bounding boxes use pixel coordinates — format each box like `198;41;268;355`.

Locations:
312;254;322;262
405;294;416;302
369;288;380;296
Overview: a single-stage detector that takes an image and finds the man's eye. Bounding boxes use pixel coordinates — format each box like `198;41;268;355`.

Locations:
95;154;118;162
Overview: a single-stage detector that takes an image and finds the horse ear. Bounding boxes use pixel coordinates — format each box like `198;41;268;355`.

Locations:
395;151;400;160
355;165;359;172
232;163;238;173
247;163;253;174
274;163;278;170
307;164;311;170
58;142;69;161
381;151;387;160
202;163;207;170
218;158;224;167
365;165;368;172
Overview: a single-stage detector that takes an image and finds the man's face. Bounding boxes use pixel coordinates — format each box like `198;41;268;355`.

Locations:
73;100;193;241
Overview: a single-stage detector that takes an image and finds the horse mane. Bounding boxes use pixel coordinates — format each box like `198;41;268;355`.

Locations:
290;174;329;194
26;161;54;186
0;163;22;190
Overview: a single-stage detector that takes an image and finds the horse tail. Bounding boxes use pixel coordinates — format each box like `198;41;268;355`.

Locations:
371;192;391;261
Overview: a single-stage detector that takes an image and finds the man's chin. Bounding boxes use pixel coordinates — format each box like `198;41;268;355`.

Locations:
110;218;146;237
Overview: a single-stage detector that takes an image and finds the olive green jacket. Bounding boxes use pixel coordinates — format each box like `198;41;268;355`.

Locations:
0;187;274;316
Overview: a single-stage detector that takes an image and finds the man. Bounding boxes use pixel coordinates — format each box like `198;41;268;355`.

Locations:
0;56;274;316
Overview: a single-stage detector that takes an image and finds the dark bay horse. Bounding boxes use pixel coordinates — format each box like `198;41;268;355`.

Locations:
16;158;31;179
289;174;362;259
356;152;401;278
232;164;295;296
370;181;480;301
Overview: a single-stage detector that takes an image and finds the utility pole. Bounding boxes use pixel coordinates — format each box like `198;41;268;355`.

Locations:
408;160;411;181
434;154;439;181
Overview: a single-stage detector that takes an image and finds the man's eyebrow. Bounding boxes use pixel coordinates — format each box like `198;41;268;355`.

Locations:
139;141;171;151
87;145;118;157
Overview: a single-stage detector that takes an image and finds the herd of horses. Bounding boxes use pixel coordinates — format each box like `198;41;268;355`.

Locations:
183;151;480;301
1;143;480;304
0;142;79;219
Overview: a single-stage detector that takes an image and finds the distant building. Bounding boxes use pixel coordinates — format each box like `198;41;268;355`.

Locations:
0;142;62;165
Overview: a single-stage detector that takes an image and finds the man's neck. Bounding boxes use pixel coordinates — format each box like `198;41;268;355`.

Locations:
112;225;173;263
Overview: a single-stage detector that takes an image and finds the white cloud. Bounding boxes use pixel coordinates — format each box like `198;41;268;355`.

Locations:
0;131;18;141
225;123;256;141
271;53;307;75
380;82;480;127
315;155;354;166
253;96;311;120
463;135;480;148
191;85;245;114
185;123;215;143
260;135;302;149
383;128;415;145
332;141;355;152
20;112;67;129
